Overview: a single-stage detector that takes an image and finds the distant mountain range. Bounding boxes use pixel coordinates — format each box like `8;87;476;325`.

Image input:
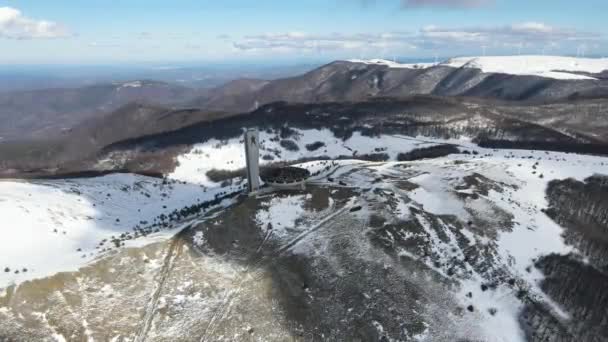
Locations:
0;80;202;141
1;55;608;178
192;56;608;113
2;56;607;142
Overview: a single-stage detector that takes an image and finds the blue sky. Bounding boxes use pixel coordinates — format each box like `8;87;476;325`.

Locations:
1;0;607;64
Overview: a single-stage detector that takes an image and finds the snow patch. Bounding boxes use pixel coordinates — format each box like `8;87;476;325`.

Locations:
346;59;437;69
120;81;142;88
409;173;470;218
256;195;307;240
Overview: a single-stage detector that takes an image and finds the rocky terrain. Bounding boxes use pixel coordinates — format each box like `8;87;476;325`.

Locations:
1;141;607;341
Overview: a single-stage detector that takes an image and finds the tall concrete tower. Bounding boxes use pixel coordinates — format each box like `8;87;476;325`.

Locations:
244;128;261;193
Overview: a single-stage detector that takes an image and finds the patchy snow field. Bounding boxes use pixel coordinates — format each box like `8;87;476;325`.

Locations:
170;127;439;186
234;143;607;342
323;146;607;342
179;140;608;342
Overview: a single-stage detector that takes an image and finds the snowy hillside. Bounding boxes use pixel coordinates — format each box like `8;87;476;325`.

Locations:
1;112;607;341
257;147;605;342
443;55;608;80
0;174;243;287
0;133;607;341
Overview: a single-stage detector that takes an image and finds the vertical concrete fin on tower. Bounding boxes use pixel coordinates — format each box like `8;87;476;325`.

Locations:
244;128;261;193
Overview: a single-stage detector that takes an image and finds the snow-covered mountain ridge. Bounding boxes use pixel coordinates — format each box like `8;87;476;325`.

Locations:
346;55;608;80
445;55;608;80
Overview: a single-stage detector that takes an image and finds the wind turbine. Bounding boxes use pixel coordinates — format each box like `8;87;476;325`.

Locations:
576;45;587;58
517;43;523;56
481;45;487;57
381;35;387;61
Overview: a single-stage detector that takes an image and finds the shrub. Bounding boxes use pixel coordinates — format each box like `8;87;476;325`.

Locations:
397;145;460;161
280;140;300;152
305;141;326;152
280;126;298;139
357;153;390;162
206;168;246;182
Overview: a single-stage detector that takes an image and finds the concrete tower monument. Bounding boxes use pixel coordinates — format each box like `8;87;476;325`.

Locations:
244;128;261;193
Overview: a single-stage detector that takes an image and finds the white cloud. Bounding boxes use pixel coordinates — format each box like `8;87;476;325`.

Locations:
231;22;604;56
233;31;416;53
511;22;554;34
88;42;121;48
417;22;601;48
0;7;69;39
421;26;484;42
401;0;492;8
356;0;493;9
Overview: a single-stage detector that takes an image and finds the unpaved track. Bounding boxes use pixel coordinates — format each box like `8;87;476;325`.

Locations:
135;232;185;342
199;193;352;341
199;229;271;342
